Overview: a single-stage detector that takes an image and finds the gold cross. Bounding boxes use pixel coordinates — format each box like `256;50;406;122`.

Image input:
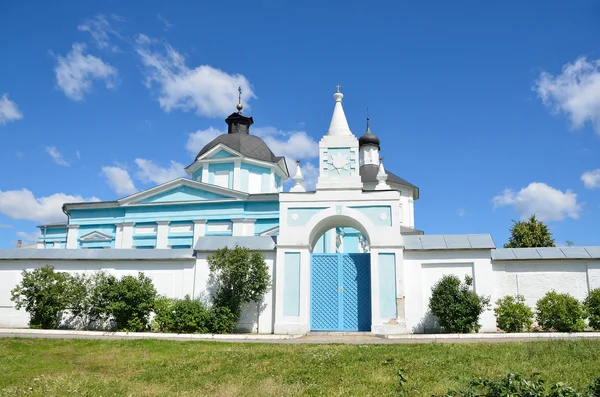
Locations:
336;84;341;92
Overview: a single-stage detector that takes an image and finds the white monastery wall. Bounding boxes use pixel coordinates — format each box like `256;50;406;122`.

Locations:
403;249;496;334
0;253;275;333
492;259;600;311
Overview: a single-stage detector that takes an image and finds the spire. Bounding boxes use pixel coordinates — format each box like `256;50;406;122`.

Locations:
290;160;306;192
375;157;390;190
327;85;352;136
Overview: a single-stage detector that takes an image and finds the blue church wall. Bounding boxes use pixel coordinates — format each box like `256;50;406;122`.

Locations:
205;220;233;236
240;163;271;193
68;201;279;225
192;166;203;181
254;218;279;235
138;186;230;203
168;221;193;249
208;162;234;189
38;227;67;244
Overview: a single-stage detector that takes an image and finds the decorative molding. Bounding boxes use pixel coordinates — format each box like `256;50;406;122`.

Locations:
79;231;113;242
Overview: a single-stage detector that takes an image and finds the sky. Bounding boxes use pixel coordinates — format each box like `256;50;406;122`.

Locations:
0;0;600;248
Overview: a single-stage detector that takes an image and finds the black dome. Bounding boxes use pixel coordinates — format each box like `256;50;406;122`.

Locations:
358;118;380;148
195;133;284;165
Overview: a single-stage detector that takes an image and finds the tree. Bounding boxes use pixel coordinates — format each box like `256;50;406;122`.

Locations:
503;215;555;248
207;245;271;320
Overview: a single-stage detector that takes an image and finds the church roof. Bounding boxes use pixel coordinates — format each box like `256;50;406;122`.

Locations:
360;164;419;197
194;133;284;165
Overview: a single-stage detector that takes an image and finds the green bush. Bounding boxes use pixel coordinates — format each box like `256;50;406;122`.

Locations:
10;265;72;329
209;306;238;334
494;295;534;333
99;273;157;332
429;275;491;333
153;295;211;334
536;291;586;332
208;245;271;322
584;288;600;330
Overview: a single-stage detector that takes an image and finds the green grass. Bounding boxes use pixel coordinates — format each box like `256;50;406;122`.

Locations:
1;338;600;396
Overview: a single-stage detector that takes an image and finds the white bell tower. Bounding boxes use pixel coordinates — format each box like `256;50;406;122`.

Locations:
315;86;363;191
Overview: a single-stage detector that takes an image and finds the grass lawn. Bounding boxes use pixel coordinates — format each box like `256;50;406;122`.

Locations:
1;338;600;396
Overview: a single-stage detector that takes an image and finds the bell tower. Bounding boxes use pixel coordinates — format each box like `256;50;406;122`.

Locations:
315;86;363;191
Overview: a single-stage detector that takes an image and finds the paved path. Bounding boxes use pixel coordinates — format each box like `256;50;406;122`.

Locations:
2;329;600;344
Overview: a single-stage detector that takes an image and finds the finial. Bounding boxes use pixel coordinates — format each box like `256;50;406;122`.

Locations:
236;86;243;112
366;108;371;132
336;84;341;93
290;159;306;192
376;157;390;190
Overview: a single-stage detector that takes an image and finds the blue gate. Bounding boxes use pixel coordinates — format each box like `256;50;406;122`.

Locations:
310;253;371;331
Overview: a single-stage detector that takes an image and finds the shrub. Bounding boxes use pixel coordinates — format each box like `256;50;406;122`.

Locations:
536;291;586;332
494;295;534;332
101;273;158;332
584;288;600;330
10;265;72;329
153;295;211;334
209;306;238;334
208;245;271;321
429;275;491;333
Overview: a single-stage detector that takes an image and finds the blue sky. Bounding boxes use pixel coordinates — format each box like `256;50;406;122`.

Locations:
1;0;600;248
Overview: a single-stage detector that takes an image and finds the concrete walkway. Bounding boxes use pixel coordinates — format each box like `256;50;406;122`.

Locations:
2;328;600;344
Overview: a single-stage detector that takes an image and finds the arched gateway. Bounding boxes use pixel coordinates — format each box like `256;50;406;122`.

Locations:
273;89;407;335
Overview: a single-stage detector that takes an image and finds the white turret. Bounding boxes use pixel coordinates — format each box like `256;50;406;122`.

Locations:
316;86;363;191
290;160;306;193
359;117;381;167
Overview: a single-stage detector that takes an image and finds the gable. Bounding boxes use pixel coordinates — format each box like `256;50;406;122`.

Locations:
80;231;113;242
138;185;232;204
209;149;237;159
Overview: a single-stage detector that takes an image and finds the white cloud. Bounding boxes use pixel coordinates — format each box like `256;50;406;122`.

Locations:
492;182;582;222
77;14;122;52
101;166;137;196
0;224;13;229
16;230;40;244
0;93;23;125
185;127;223;157
54;43;118;101
157;13;174;31
534;57;600;134
76;150;81;160
582;169;600;189
135;34;255;118
45;146;70;166
0;189;100;224
253;127;319;161
134;159;185;185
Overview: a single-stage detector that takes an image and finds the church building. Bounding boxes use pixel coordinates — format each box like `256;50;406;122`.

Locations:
1;88;599;335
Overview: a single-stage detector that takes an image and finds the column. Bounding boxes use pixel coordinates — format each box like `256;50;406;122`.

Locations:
192;220;206;247
156;221;170;249
232;218;244;236
66;225;79;249
121;222;135;248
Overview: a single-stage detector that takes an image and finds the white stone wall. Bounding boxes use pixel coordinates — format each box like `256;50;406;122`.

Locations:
493;259;600;312
0;253;276;333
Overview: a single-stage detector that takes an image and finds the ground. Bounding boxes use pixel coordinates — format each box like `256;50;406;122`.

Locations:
1;338;599;396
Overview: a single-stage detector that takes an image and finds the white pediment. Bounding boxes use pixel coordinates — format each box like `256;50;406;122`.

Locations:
80;231;113;242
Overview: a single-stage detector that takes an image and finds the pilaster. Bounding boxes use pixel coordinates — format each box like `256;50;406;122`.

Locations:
156;221;170;249
233;159;241;191
121;222;135;249
193;220;206;247
66;225;79;249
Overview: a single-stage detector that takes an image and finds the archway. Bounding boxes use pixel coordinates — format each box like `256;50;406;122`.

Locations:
307;214;373;332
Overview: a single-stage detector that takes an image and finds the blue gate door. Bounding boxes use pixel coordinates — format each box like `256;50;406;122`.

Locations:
310;253;371;331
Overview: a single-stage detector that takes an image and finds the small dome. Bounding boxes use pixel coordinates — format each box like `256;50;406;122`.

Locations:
359;118;380;148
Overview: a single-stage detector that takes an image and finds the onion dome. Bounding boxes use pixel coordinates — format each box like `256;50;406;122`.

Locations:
358;117;380;149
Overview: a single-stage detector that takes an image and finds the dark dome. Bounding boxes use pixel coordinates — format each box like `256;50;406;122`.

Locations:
359;120;380;148
195;133;285;166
